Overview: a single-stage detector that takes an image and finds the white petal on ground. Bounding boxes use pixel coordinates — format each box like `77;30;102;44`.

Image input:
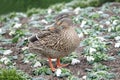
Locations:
0;57;8;62
55;68;62;77
48;8;53;14
99;25;104;28
86;56;95;62
114;36;120;41
108;27;112;32
33;61;41;67
78;32;84;38
47;59;56;62
115;42;120;48
9;30;15;36
14;17;20;21
75;17;79;22
0;28;2;33
3;50;12;55
0;57;11;65
61;9;70;13
41;19;48;24
13;23;22;28
51;59;57;61
22;47;29;51
24;59;29;63
82;75;87;80
113;20;118;25
105;21;111;25
74;7;81;14
80;20;87;28
71;58;80;65
89;47;96;53
97;36;106;41
98;11;103;14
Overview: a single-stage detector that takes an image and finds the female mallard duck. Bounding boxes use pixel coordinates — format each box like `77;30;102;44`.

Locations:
28;18;80;71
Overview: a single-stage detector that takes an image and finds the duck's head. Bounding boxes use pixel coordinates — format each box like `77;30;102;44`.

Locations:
55;18;73;29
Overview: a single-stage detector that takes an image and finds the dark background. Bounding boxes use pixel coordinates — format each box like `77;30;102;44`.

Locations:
0;0;119;15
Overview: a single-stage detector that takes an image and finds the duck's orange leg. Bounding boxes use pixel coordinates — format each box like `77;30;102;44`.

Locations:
48;58;56;71
56;58;69;68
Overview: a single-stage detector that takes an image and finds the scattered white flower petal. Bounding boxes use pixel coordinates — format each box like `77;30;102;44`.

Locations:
98;11;103;14
14;17;19;21
22;47;29;51
33;61;41;67
114;36;120;41
80;20;86;28
9;30;15;36
55;69;62;77
78;32;84;38
89;47;96;53
41;19;48;24
48;8;53;14
13;23;22;28
86;56;94;62
30;16;39;21
83;29;88;34
0;57;11;65
99;25;103;28
51;59;57;61
3;50;12;55
47;59;56;62
71;58;80;65
75;17;79;21
0;57;8;62
105;21;110;25
108;28;112;32
115;42;120;48
61;9;70;13
4;59;11;64
24;60;29;63
82;75;87;80
97;37;106;41
113;20;118;25
74;7;81;14
0;28;2;33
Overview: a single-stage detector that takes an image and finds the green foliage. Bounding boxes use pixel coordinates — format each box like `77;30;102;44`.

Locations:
0;0;72;14
67;75;80;80
61;52;78;64
57;68;71;78
33;66;52;75
0;0;120;14
26;8;47;17
65;0;115;8
0;68;28;80
12;30;25;43
86;63;115;80
49;3;65;11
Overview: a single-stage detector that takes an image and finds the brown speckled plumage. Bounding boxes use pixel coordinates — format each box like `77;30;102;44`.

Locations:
28;18;80;58
28;17;80;71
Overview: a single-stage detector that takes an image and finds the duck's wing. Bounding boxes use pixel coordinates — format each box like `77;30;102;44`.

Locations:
28;26;60;42
28;29;63;58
